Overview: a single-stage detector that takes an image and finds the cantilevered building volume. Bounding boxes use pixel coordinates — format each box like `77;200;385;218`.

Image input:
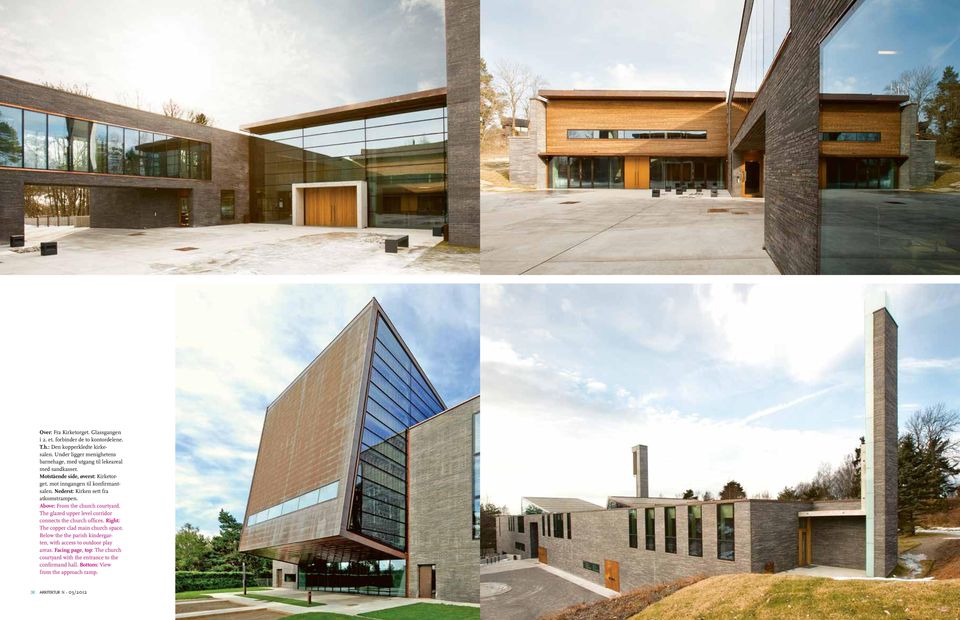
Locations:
497;299;898;591
239;299;479;602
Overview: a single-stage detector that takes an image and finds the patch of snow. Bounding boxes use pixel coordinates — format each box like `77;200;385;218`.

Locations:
916;527;960;537
899;552;928;578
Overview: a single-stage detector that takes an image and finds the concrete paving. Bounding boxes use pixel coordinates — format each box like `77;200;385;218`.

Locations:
194;588;479;617
0;223;479;275
820;189;960;274
782;565;868;579
480;566;603;620
481;189;779;275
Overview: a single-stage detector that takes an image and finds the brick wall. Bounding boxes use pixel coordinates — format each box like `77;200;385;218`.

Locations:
444;0;480;247
749;501;811;573
873;308;898;577
88;187;180;229
812;516;866;569
729;0;856;274
408;397;480;603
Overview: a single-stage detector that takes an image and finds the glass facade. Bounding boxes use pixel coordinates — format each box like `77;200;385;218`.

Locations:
250;107;447;229
0;103;211;179
650;157;725;190
348;313;445;552
473;412;480;540
0;105;23;167
734;0;791;96
717;504;735;561
246;481;339;527
819;0;960;274
298;559;405;597
550;156;624;189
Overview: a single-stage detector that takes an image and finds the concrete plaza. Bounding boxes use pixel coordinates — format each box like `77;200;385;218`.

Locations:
0;224;478;275
480;189;779;275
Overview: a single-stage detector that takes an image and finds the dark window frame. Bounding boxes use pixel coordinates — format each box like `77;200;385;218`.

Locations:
717;504;735;561
644;507;655;551
664;507;677;554
628;509;638;548
688;505;703;557
220;189;236;221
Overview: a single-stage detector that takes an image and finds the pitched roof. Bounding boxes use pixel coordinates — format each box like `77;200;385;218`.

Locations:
522;497;604;513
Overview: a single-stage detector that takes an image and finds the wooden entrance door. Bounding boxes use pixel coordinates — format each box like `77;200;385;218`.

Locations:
537;547;548;564
418;565;435;598
275;568;282;587
624;157;650;189
178;197;191;227
304;186;358;227
604;560;620;592
797;518;812;566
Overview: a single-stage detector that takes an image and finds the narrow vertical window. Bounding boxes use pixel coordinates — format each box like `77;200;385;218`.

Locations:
644;507;655;550
23;110;47;169
567;513;572;539
718;504;735;561
518;517;524;534
688;505;703;557
473;411;480;540
665;507;677;553
628;509;638;548
553;513;563;538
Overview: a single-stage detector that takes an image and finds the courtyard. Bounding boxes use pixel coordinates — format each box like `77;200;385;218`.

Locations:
480;559;609;620
480;189;778;275
0;224;478;275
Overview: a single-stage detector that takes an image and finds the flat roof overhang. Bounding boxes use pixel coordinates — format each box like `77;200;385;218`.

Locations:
241;88;447;135
798;509;866;518
539;89;727;102
820;93;910;104
240;531;405;565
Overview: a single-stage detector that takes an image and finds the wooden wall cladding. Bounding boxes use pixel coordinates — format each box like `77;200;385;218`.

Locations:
819;102;902;157
546;99;728;157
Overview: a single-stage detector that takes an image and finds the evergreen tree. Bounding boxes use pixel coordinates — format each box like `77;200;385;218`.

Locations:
926;66;960;154
777;486;800;501
898;434;925;535
719;480;746;500
681;489;697;500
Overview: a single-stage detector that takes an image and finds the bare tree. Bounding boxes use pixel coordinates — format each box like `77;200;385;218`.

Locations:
906;403;960;460
523;74;549;119
886;66;938;120
43;81;91;97
162;99;188;120
495;60;533;135
117;89;149;111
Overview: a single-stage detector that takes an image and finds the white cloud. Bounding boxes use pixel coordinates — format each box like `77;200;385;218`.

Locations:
697;283;866;382
585;380;607;393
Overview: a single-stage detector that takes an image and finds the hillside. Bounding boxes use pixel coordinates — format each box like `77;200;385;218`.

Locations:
634;573;960;620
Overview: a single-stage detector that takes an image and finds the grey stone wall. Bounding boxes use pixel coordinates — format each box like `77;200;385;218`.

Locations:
749;501;811;573
494;514;539;558
0;74;249;243
508;98;547;188
444;0;480;247
408;396;480;603
531;502;752;593
812;516;866;569
910;140;937;188
729;0;856;274
873;309;898;577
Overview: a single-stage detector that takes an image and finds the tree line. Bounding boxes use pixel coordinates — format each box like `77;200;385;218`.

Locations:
175;509;271;574
886;66;960;155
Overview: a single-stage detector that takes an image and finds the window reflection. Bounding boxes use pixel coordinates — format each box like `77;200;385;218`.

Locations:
0;105;24;167
24;110;47;169
251;107;447;229
820;0;960;274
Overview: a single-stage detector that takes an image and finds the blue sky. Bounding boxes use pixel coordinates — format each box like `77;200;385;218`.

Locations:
482;283;960;512
482;0;743;91
176;284;479;536
0;0;446;131
822;0;960;94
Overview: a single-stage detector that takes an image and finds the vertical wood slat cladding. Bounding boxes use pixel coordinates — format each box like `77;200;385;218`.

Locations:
546;100;728;156
245;305;371;518
819;102;902;157
304;186;358;227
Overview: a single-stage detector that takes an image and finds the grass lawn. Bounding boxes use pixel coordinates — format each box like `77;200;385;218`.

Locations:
360;603;480;619
241;593;324;607
175;586;269;600
635;573;960;619
285;605;479;620
284;614;357;620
